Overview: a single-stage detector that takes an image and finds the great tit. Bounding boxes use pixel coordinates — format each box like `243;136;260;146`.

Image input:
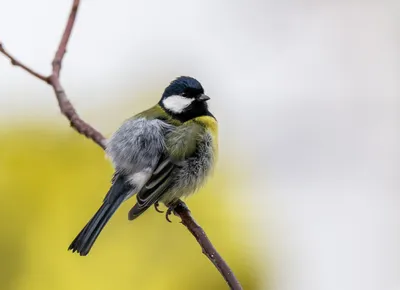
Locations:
69;76;218;256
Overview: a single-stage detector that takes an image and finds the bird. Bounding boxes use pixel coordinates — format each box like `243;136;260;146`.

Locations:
68;76;218;256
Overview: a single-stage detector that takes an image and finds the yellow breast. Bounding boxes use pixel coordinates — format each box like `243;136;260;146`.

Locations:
194;115;219;155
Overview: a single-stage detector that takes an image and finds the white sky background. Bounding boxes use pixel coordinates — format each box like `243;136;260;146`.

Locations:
0;1;399;290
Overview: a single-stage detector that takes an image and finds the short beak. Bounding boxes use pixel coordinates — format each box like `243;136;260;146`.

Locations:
197;94;210;102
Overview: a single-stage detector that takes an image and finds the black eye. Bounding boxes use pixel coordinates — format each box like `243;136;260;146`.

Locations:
181;92;187;97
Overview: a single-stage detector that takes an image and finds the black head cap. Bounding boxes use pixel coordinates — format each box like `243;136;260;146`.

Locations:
162;76;204;99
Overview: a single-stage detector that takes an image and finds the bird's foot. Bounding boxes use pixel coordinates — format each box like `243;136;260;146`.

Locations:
154;202;164;213
166;206;174;223
165;200;188;223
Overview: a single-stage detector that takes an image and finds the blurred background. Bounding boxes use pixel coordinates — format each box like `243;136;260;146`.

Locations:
0;0;399;289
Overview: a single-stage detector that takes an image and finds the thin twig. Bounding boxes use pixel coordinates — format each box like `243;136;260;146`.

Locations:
0;43;49;82
0;1;242;289
52;0;80;78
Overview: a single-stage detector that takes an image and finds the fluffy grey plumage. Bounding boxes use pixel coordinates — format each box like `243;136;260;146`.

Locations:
106;118;174;195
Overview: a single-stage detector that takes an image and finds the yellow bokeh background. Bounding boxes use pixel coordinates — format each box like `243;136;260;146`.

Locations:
0;125;264;290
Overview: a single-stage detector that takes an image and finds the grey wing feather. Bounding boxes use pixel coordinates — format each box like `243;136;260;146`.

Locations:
128;155;177;220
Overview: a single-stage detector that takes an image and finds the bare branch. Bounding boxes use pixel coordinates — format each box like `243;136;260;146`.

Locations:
48;75;107;149
0;0;106;149
174;201;243;290
48;0;106;148
0;43;49;82
52;0;80;78
0;1;242;289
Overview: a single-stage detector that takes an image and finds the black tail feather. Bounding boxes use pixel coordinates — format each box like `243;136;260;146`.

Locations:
68;196;124;256
69;174;129;256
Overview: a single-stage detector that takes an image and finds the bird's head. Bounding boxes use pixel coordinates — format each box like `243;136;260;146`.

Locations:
160;76;211;121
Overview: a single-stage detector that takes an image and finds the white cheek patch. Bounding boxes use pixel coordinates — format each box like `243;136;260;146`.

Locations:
162;95;194;113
